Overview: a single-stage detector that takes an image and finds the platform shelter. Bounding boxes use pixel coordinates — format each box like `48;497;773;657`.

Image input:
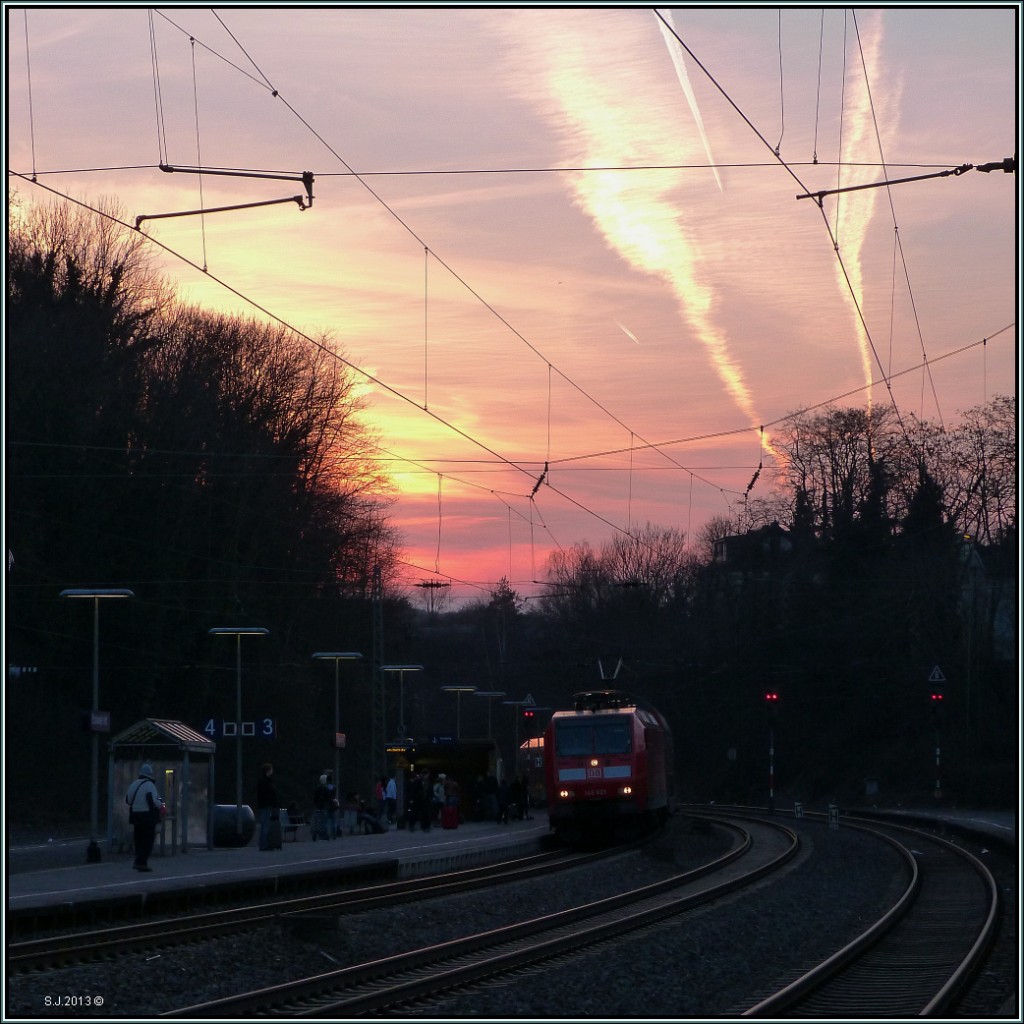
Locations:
108;719;216;853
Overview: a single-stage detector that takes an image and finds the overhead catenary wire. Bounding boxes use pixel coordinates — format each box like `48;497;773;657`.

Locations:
10;168;1008;487
775;9;784;156
12;12;1010;599
18;159;972;179
812;9;824;164
21;11;37;181
171;7;974;507
654;10;916;452
148;10;169;166
10;170;590;591
850;11;943;428
149;9;745;529
189;35;209;272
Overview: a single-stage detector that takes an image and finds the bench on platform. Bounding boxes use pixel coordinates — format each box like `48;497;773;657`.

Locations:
280;807;307;842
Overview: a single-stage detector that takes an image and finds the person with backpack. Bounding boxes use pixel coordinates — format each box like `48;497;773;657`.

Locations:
125;764;162;871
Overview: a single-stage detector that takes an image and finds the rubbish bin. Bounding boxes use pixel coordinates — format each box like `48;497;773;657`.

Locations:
213;804;256;847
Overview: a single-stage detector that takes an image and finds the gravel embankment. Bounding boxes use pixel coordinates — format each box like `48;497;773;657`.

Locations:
6;817;908;1019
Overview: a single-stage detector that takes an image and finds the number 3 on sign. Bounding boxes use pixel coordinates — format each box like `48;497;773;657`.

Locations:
261;718;276;738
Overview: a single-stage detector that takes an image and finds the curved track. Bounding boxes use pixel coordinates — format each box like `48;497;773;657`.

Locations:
737;815;1001;1017
163;816;796;1017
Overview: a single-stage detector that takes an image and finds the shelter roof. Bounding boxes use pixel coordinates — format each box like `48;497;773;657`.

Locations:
110;718;215;754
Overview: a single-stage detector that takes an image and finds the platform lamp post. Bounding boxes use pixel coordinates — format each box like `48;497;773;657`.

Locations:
473;691;507;741
441;686;477;739
60;587;134;863
312;652;364;794
209;627;269;838
381;664;423;741
381;665;423;828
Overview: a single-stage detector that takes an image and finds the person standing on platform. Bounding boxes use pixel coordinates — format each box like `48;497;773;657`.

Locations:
125;763;161;872
312;773;332;840
519;772;533;820
419;771;435;832
431;774;446;824
344;791;359;835
256;763;279;851
409;771;433;832
326;772;340;838
385;773;397;825
496;776;512;824
444;774;461;810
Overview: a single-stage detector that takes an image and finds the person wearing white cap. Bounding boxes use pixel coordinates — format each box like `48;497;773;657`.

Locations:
125;764;161;871
312;772;332;840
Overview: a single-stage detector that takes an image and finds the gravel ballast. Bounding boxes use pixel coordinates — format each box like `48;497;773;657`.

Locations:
5;817;911;1019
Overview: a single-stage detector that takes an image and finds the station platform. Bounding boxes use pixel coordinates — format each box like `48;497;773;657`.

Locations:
850;806;1017;848
5;815;552;917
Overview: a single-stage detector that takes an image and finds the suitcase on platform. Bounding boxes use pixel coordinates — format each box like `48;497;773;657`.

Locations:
441;805;459;830
267;815;283;850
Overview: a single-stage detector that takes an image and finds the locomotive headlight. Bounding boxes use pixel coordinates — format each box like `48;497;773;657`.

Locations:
558;788;571;799
590;759;599;767
621;786;633;795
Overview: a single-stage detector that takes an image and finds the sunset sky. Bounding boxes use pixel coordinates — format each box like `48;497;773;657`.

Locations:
5;5;1019;606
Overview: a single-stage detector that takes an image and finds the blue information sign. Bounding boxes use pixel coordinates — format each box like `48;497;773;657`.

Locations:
202;717;276;740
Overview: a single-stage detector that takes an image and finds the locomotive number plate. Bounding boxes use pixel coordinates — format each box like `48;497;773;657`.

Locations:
586;767;602;778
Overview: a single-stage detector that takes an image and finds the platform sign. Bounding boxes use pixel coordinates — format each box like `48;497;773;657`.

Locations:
89;710;111;733
335;732;346;749
203;717;277;740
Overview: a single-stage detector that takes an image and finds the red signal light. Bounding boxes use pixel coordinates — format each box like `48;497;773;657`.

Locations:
764;691;779;702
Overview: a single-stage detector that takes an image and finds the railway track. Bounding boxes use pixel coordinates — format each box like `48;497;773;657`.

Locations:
7;845;622;974
162;815;791;1017
737;816;1002;1017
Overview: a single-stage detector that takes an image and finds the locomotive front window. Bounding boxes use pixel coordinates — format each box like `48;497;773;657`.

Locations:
555;717;632;756
594;722;631;754
555;724;595;756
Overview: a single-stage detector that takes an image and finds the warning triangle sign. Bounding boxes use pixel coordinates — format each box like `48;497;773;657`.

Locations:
523;693;537;705
928;666;945;683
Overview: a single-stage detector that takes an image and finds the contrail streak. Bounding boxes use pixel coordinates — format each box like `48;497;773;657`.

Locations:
656;9;723;193
615;319;642;344
833;14;899;406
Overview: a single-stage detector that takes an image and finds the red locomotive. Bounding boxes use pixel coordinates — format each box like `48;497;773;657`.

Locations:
543;689;674;843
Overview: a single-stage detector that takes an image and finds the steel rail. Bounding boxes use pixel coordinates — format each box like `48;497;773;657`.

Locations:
740;820;1000;1017
7;846;606;973
163;817;795;1018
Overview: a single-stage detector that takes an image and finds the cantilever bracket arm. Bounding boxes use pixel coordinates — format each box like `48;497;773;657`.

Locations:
136;194;309;229
135;165;316;228
797;164;973;203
